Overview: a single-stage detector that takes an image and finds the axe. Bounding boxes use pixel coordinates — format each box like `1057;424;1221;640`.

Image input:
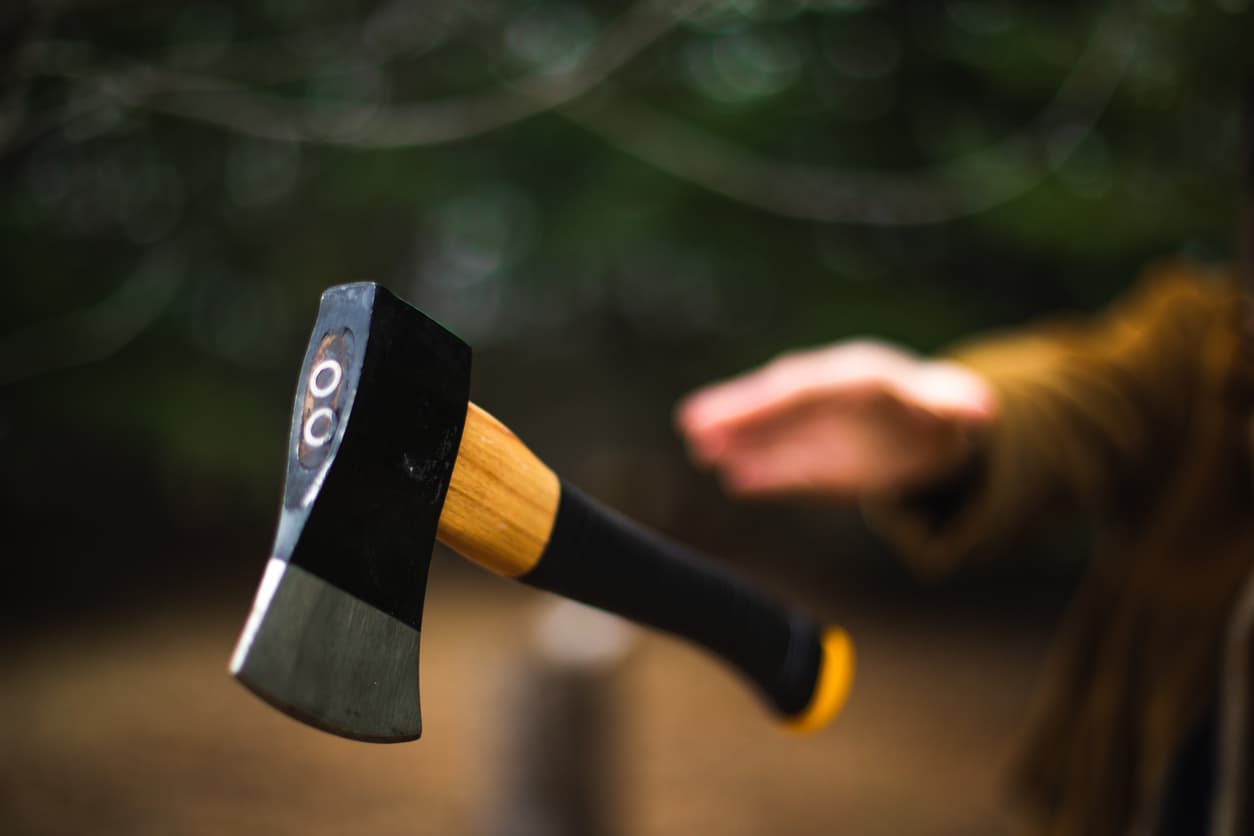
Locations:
230;283;854;742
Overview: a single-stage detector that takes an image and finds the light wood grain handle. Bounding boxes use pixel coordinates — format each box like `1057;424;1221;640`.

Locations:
436;402;560;577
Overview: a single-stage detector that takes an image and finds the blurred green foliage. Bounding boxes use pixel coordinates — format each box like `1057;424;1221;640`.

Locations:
1;0;1250;502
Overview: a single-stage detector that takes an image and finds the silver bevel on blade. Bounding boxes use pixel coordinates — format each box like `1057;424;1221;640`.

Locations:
230;557;422;743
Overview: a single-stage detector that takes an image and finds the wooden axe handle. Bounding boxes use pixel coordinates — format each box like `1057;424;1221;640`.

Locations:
438;403;561;576
436;402;853;732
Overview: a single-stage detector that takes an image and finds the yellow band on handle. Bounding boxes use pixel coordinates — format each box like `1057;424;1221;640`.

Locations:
784;628;855;734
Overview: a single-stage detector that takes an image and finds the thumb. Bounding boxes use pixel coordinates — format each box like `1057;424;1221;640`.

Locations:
901;361;998;424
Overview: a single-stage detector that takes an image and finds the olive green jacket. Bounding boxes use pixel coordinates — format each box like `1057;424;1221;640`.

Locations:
872;262;1254;836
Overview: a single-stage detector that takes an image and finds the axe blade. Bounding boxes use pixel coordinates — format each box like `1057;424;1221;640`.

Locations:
230;556;423;742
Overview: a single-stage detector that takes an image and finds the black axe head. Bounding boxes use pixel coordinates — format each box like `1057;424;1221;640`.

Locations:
230;283;469;742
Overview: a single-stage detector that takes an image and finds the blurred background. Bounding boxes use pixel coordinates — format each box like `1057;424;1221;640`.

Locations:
1;0;1249;834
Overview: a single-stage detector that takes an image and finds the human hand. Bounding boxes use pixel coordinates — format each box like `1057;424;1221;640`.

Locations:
675;340;997;500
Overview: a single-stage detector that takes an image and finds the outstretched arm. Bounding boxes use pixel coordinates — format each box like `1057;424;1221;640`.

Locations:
676;262;1238;573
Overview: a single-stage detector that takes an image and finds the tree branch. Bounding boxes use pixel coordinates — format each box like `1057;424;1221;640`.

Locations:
560;0;1137;225
18;0;1136;225
22;0;695;148
0;248;185;387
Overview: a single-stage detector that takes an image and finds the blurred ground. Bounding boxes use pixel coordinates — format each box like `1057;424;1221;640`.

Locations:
0;548;1057;836
0;345;1078;836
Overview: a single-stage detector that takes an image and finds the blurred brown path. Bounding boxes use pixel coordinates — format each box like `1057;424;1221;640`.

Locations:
1;556;1046;836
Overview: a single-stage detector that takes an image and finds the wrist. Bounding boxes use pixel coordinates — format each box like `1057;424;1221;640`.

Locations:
886;431;989;528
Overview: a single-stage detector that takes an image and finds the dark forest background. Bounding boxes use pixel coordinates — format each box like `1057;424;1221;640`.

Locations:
2;2;1251;835
4;0;1246;517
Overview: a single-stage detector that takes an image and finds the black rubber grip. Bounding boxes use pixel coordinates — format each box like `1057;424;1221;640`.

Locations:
519;482;823;718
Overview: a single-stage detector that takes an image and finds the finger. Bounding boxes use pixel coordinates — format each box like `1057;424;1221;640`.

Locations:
676;371;819;466
676;352;888;438
721;451;809;496
682;425;732;465
675;369;782;435
719;443;859;500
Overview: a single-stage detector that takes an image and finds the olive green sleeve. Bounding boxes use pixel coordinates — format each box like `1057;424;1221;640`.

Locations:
863;261;1236;576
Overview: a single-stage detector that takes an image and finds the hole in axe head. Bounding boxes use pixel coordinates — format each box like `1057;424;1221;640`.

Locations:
298;330;354;469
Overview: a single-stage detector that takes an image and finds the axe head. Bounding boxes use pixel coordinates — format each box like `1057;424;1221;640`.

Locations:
230;283;470;742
